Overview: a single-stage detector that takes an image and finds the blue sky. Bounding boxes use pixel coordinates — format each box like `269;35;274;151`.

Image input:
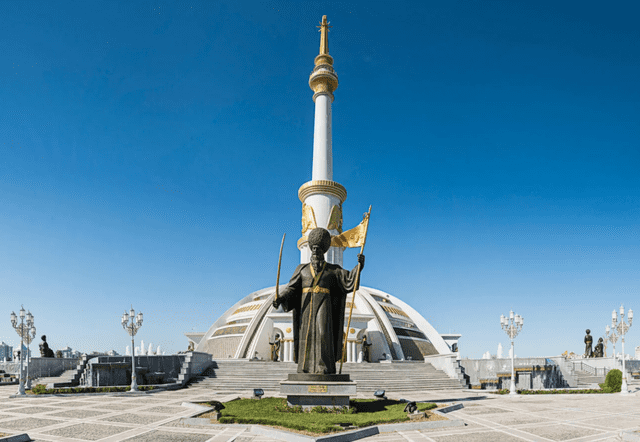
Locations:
1;1;638;358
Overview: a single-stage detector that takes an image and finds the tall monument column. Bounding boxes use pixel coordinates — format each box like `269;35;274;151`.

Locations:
298;15;347;266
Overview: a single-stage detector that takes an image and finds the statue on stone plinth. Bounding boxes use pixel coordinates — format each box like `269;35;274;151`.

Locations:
39;335;55;358
593;338;604;358
361;334;372;363
272;227;365;374
270;334;281;362
584;329;593;358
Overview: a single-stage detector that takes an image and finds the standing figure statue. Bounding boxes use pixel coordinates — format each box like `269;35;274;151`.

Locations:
584;329;593;358
39;335;55;358
272;228;364;374
270;334;282;362
361;334;372;363
593;337;604;358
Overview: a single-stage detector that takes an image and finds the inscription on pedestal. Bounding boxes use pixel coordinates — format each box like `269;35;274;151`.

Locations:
308;385;328;393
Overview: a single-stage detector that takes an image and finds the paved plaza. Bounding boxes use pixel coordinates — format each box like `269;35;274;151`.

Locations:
1;383;639;442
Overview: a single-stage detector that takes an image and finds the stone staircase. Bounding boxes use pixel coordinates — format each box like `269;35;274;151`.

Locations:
187;360;466;393
33;369;78;388
574;369;605;388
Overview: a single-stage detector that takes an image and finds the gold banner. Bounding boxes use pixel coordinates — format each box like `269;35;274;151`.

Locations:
331;217;368;248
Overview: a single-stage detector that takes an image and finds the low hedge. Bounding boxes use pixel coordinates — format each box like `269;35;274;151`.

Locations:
29;384;157;395
494;388;607;395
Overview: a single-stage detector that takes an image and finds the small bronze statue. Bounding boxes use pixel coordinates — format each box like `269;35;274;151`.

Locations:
584;329;593;358
593;338;604;358
361;334;372;363
39;335;55;358
269;333;281;362
187;341;195;352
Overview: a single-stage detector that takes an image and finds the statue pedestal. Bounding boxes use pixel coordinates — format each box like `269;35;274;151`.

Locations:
280;373;356;409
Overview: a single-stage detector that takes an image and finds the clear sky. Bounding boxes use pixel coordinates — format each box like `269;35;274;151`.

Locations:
1;1;638;358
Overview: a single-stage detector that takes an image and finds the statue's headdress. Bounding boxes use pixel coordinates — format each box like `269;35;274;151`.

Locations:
308;228;332;254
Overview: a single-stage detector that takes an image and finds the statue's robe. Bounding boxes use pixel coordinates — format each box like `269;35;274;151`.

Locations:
278;261;360;374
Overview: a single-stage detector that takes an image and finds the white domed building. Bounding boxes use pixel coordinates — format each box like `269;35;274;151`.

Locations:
195;285;458;364
191;17;461;376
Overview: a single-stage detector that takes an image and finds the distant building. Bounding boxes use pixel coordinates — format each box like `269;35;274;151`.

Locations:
58;347;81;359
106;349;119;356
0;342;13;361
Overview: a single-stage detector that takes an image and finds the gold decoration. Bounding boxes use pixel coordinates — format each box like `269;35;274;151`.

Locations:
318;15;330;56
309;16;338;101
350;328;355;334
212;325;247;337
301;203;318;235
232;304;261;315
326;204;343;233
308;385;328;393
286;327;292;333
303;286;330;294
331;210;369;248
298;180;347;203
380;304;410;318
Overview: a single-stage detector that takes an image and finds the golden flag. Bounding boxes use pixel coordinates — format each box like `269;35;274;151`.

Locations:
331;215;369;248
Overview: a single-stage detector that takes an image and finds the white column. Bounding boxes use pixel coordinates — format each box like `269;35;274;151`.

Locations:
312;94;332;181
289;341;294;362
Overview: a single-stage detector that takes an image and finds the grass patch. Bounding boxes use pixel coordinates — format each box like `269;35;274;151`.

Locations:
200;398;438;434
28;384;157;395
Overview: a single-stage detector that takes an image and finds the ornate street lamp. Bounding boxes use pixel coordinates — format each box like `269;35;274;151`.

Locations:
612;305;632;395
122;307;143;392
501;310;524;396
23;311;36;389
605;324;618;363
10;306;27;395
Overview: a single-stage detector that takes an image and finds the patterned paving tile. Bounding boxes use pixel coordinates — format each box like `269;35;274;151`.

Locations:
429;431;528;442
3;406;61;415
48;409;111;419
143;406;189;414
0;417;63;431
517;423;605;441
122;430;214;442
91;403;145;410
42;422;135;440
100;413;172;424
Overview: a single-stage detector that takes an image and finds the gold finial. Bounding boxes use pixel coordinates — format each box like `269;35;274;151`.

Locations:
309;15;338;101
317;15;331;55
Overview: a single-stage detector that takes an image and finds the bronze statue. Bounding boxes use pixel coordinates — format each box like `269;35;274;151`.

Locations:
593;337;604;358
361;334;372;363
273;227;364;374
39;335;55;358
270;334;281;362
187;341;195;352
584;329;593;358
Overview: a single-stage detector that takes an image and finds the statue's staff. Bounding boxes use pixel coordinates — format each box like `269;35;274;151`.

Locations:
275;233;286;300
339;206;371;375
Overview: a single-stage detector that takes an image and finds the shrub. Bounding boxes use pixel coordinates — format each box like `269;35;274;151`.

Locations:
31;384;47;394
600;369;622;393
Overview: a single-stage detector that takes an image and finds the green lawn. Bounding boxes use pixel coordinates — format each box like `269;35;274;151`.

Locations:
204;398;437;434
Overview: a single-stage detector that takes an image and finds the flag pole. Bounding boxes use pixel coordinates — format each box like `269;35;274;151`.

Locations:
339;206;371;374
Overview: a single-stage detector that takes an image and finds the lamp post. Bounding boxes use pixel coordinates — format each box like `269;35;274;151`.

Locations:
612;305;632;395
501;310;524;396
121;307;143;392
10;306;27;396
605;324;618;364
